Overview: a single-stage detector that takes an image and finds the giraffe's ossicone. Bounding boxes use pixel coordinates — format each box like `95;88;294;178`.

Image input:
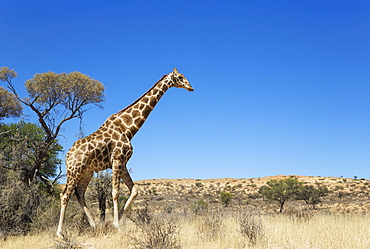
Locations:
57;68;193;238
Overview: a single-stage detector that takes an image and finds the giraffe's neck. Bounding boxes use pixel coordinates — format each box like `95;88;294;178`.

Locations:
112;74;172;140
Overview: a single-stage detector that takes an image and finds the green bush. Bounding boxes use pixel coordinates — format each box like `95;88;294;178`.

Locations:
192;199;208;214
220;192;233;207
296;184;328;209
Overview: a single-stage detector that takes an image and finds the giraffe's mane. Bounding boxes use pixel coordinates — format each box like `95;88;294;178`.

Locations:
115;74;168;116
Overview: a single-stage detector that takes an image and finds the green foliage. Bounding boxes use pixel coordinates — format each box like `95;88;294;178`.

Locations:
232;183;243;189
2;66;105;140
192;199;209;214
0;87;22;119
258;178;302;213
0;67;22;119
0;122;63;235
22;71;105;139
220;192;233;207
0;122;62;182
24;71;105;115
0;67;17;81
296;184;329;209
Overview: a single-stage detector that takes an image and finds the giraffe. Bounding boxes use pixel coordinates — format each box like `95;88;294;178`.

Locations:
56;68;193;238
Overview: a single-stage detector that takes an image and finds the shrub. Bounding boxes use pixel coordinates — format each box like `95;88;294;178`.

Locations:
334;185;345;191
247;184;257;188
195;211;224;241
163;205;173;214
337;191;347;199
232;184;243;189
284;204;314;222
0;170;60;235
220;192;233;207
192;199;208;214
238;210;264;245
195;182;203;187
129;207;181;249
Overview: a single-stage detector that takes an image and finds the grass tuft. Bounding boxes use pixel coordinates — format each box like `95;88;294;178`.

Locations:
128;206;181;249
238;209;264;245
53;231;81;249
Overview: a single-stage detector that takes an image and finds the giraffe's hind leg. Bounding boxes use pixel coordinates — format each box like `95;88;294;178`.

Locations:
75;170;96;228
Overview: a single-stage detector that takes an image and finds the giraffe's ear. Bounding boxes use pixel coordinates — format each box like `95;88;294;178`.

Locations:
173;68;178;74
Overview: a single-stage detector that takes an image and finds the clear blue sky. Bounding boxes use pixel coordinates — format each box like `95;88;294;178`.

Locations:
2;1;370;181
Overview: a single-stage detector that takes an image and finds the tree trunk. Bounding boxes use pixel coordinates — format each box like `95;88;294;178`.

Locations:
98;194;106;222
279;201;285;213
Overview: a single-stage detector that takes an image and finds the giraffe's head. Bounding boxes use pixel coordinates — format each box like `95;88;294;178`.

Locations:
170;68;194;92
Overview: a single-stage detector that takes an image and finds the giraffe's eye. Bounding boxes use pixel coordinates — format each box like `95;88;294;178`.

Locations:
178;76;183;80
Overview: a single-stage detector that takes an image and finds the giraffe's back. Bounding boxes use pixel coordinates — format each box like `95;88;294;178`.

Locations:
66;124;132;174
66;131;112;172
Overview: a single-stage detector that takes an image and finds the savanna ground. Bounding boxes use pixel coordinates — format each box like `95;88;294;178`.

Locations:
2;175;370;248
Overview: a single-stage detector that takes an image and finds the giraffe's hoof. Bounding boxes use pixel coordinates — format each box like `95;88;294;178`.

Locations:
56;231;63;239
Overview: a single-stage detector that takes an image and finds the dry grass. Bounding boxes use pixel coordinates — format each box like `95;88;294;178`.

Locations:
127;206;181;249
262;213;370;249
2;211;369;249
238;210;264;245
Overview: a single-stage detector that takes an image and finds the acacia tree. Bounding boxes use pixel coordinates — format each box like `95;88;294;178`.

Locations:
0;68;22;119
259;178;302;213
296;183;328;209
0;67;105;187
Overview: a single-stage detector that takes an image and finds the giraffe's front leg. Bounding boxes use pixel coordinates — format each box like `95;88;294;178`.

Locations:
57;180;76;238
112;167;121;228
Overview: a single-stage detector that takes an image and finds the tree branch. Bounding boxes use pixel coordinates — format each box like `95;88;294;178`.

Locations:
0;129;18;136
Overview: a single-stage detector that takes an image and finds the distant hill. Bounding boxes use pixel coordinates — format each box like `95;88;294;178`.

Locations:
128;175;370;213
59;175;370;214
